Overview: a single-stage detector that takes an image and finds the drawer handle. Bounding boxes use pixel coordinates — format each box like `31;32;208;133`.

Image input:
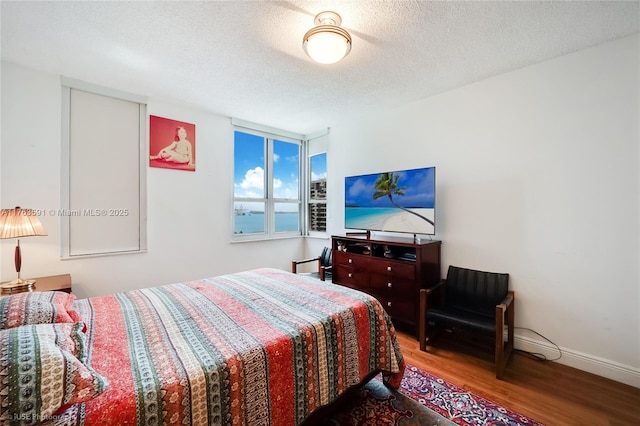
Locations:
387;302;392;307
387;282;392;288
387;266;392;272
348;273;353;278
348;259;353;264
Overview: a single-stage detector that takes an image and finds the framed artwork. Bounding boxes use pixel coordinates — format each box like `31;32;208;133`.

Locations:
149;115;196;171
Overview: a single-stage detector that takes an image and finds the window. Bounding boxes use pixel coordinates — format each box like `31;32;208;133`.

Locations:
308;153;327;232
233;128;301;240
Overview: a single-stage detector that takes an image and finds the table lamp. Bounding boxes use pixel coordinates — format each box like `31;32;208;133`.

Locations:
0;206;47;292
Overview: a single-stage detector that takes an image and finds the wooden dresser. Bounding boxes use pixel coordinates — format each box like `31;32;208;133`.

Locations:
331;234;441;335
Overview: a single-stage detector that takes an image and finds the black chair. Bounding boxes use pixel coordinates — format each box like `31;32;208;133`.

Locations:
291;247;332;281
419;265;514;379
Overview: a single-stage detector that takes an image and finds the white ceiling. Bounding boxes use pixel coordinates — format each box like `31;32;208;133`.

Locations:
1;1;638;134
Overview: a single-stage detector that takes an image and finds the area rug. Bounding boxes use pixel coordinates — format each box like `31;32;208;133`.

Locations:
322;363;545;425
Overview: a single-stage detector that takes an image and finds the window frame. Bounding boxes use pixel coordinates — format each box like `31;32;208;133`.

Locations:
232;122;303;241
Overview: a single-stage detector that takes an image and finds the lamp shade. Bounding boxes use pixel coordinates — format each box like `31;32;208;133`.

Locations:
0;207;47;239
303;11;352;64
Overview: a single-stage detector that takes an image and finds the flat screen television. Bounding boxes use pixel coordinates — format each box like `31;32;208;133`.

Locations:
345;166;435;235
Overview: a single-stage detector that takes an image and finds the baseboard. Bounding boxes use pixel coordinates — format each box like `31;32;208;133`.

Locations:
514;334;640;388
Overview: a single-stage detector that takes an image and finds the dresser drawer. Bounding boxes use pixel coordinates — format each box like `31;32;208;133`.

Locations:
333;251;369;269
369;260;415;280
333;265;369;290
369;274;414;296
374;294;415;324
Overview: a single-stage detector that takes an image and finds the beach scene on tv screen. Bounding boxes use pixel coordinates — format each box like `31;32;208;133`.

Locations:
345;167;435;235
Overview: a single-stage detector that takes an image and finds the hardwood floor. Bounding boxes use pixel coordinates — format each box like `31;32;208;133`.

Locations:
395;328;640;426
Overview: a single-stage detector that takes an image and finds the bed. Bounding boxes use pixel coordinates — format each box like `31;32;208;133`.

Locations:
1;268;405;425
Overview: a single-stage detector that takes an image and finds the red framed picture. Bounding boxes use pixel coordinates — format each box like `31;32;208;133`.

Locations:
149;115;196;171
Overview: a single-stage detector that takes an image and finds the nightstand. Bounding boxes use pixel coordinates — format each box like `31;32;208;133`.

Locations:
0;274;72;295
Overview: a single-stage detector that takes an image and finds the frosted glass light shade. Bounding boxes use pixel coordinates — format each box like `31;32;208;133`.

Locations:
303;12;352;65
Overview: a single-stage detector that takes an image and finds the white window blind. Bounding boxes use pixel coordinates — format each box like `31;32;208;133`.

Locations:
61;80;147;257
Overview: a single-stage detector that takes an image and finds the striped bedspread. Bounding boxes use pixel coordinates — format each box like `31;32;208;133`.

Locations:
48;268;404;425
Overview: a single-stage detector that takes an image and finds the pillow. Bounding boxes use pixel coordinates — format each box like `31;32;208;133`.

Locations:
0;322;109;425
0;291;83;330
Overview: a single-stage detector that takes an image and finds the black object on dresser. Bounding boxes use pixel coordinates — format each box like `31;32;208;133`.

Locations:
331;234;441;335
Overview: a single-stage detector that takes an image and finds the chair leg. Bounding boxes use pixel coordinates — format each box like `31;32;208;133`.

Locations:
495;292;515;379
495;305;506;379
318;258;325;281
419;289;428;351
505;293;515;373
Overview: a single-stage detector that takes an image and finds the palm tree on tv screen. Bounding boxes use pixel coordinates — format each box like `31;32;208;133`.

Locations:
372;172;435;226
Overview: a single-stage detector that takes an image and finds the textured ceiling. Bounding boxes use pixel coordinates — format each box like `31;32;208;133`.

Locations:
1;1;638;134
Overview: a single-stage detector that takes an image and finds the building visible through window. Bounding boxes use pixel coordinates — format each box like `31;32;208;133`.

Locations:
309;153;327;232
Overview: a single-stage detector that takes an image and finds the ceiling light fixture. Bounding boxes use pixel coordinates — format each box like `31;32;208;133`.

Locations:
302;11;352;65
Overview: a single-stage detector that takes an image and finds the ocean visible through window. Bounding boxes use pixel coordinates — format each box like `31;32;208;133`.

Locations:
234;212;299;234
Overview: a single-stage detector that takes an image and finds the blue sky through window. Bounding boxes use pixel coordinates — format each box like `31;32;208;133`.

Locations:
234;130;300;213
311;153;327;182
273;140;299;200
234;131;264;199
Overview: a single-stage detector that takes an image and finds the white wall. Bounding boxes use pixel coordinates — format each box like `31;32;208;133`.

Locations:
0;62;306;298
328;35;640;386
